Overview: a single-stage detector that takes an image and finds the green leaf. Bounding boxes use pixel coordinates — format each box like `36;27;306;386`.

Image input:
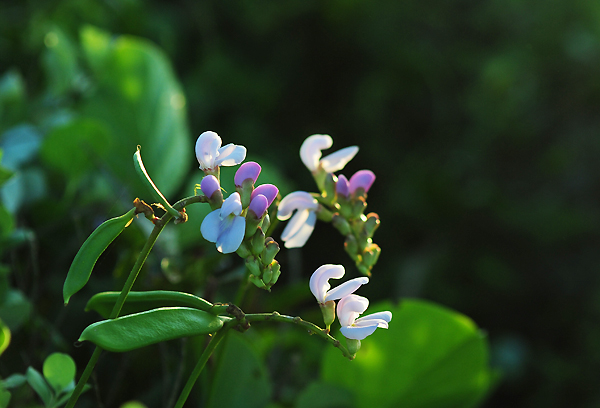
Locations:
295;382;355;408
63;208;136;305
0;319;9;356
0;385;10;408
80;25;191;199
206;331;272;408
43;353;76;393
41;26;79;95
40;118;112;179
0;289;32;331
78;307;224;352
26;367;53;407
322;299;493;408
2;373;26;389
85;290;216;319
119;401;148;408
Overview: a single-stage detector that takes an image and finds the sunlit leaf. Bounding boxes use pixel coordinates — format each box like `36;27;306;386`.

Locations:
0;319;9;356
43;353;76;393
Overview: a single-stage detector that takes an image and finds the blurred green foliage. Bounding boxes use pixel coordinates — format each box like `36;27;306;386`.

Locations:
0;0;599;407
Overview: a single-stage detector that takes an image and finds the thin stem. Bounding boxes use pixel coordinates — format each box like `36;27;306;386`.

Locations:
172;325;231;408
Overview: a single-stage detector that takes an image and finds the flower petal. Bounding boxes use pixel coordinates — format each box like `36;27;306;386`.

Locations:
277;191;318;220
215;143;247;167
220;192;242;217
281;210;316;248
309;264;345;303
354;311;392;325
200;209;221;243
248;194;268;219
216;216;246;253
336;294;369;327
349;170;376;194
195;131;221;170
200;175;220;198
324;277;369;302
300;134;332;172
336;174;350;197
235;161;261;186
251;184;279;206
320;146;359;173
340;325;378;340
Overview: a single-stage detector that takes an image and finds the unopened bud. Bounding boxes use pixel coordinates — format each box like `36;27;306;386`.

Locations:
344;234;359;260
320;300;336;331
236;241;252;258
332;214;351;236
248;274;267;290
316;205;334;222
351;197;367;219
245;258;261;277
261;239;280;265
251;228;266;255
362;243;381;268
322;173;338;204
364;212;380;238
346;339;361;356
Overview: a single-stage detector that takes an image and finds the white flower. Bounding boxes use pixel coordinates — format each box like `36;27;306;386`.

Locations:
201;192;246;253
309;264;369;304
195;131;247;171
300;134;358;173
277;191;319;248
337;294;392;340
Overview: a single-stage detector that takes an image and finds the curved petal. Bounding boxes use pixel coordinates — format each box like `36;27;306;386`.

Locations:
336;174;350;197
215;144;247;167
195;131;221;169
337;294;369;327
277;191;318;220
354;311;392;325
200;210;221;243
248;194;268;219
220;192;242;217
251;184;279;206
235;161;261;186
309;264;345;303
320;146;359;173
349;170;376;194
216;216;246;253
200;175;220;198
281;210;316;248
340;324;378;340
300;134;332;171
324;277;369;302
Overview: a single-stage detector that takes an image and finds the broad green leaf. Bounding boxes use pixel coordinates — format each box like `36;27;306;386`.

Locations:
85;290;215;319
0;290;32;331
26;367;52;407
0;385;9;408
0;319;9;356
43;353;76;393
295;382;355;408
80;25;190;199
206;331;272;408
63;208;136;305
40;118;112;179
2;373;26;389
322;299;493;408
78;307;224;352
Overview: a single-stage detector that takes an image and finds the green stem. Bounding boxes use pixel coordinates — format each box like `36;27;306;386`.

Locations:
173;324;231;408
66;194;207;408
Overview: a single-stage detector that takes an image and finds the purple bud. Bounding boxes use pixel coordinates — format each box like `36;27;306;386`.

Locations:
249;194;269;219
201;175;220;198
251;184;278;206
349;170;375;194
235;161;261;187
336;174;350;197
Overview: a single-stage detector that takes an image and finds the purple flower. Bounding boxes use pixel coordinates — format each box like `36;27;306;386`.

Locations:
235;161;261;187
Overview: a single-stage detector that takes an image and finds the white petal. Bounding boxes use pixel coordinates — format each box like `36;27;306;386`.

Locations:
320;146;359;173
216;216;246;253
336;294;369;327
282;210;316;248
195;131;221;169
324;277;369;302
355;311;392;325
340;325;378;340
200;210;221;243
220;192;242;217
215;144;247;167
300;134;332;171
277;191;318;220
309;264;345;303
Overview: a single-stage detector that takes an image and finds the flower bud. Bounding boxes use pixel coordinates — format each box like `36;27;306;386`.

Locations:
249;274;267;290
261;213;271;231
364;212;380;238
268;261;281;285
316;205;334;222
236;241;252;258
351;197;367;219
322;172;338;204
362;243;381;268
332;214;351;236
200;175;223;210
320;300;336;332
346;339;361;356
251;228;266;255
261;239;280;265
245;258;261;277
344;234;359;260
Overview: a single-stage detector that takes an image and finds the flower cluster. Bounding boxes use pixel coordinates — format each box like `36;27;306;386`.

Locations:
310;264;392;355
277;134;381;276
196;131;281;289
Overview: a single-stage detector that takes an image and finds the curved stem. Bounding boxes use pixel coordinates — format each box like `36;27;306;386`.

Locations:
172;325;232;408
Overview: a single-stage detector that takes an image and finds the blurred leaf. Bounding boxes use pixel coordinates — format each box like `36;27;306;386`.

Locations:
0;205;14;241
2;373;26;389
0;290;32;332
206;331;272;408
26;367;52;407
119;402;148;408
0;319;9;356
40;118;112;179
43;353;76;393
80;25;191;199
0;169;47;215
322;299;493;408
295;381;355;408
0;385;9;408
41;26;79;95
0;124;42;170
